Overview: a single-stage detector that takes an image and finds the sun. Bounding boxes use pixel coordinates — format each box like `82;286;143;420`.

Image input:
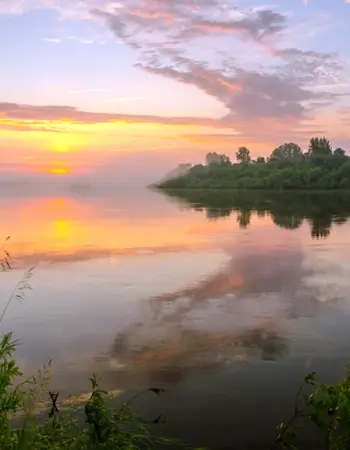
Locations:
50;168;71;174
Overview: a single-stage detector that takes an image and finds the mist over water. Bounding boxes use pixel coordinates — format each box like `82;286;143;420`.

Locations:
1;187;350;448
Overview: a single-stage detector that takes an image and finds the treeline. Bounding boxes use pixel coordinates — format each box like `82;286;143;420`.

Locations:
157;138;350;190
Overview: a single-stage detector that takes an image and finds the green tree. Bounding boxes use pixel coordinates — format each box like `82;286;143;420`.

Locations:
236;147;251;164
157;135;350;192
334;147;346;157
308;137;332;157
270;143;303;162
205;152;231;166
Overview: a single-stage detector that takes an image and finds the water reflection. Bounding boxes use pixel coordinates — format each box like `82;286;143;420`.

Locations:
107;325;288;387
0;188;218;266
100;247;337;388
3;187;350;448
160;190;350;239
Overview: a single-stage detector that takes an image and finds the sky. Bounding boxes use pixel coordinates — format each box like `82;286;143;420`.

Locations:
1;0;350;183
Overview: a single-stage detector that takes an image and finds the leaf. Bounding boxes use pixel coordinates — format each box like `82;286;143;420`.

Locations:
152;415;163;424
148;388;165;396
311;409;328;429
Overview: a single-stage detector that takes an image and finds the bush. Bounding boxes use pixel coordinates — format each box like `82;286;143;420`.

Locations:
272;370;350;449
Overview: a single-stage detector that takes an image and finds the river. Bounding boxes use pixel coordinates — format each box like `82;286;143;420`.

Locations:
1;186;350;449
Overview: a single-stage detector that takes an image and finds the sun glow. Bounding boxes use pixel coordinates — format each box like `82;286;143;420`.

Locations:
50;167;71;174
51;132;84;152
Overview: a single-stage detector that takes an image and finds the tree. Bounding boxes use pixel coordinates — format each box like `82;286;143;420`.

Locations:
334;148;346;157
205;152;231;166
220;154;231;165
270;143;303;162
236;147;251;164
157;135;350;192
308;137;332;157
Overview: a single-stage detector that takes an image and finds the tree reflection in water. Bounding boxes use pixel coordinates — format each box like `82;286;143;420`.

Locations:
159;190;350;239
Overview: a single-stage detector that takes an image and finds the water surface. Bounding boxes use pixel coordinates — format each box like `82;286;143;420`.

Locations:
1;186;350;449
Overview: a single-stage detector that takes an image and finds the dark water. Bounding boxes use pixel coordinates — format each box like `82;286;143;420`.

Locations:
2;187;350;449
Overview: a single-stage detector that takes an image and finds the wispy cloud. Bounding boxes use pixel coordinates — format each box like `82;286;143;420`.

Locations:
105;96;145;103
1;102;341;152
66;36;95;44
0;102;235;128
69;88;109;95
44;37;61;43
44;36;101;45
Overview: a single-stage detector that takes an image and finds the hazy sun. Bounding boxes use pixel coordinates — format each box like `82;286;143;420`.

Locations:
50;168;71;174
53;136;74;152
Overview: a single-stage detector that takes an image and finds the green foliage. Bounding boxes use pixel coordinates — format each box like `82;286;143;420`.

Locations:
205;152;231;166
270;143;303;162
0;332;24;449
334;148;346;157
308;137;332;157
271;368;350;450
236;146;251;164
157;137;349;190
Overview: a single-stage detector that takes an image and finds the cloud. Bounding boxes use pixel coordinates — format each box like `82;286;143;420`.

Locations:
69;88;109;95
44;38;61;43
91;2;288;48
188;9;286;41
0;121;69;133
136;51;342;131
1;103;330;153
105;96;145;103
0;102;235;128
88;1;346;139
1;0;348;148
44;35;102;45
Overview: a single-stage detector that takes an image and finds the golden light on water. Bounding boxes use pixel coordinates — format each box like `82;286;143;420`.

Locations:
39;164;72;174
53;219;71;240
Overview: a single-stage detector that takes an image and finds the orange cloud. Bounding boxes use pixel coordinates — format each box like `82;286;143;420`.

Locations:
0;102;235;128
